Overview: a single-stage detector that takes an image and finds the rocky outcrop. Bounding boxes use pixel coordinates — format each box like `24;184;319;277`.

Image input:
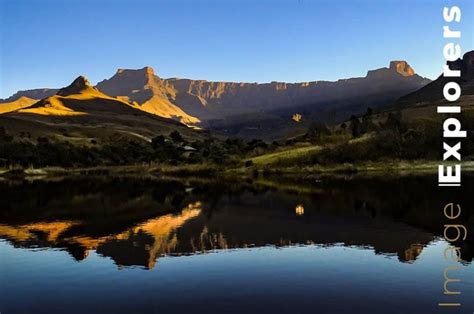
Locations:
57;76;95;96
96;67;200;125
390;61;415;77
2;59;433;134
394;51;474;107
159;60;430;122
92;60;428;124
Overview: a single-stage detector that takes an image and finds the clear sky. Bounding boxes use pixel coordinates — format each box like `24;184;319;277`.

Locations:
0;0;473;98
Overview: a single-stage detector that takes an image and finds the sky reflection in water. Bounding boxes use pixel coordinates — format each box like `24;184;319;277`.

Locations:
0;175;472;313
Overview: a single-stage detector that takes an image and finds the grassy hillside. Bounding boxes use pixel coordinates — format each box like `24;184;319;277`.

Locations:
0;76;204;146
249;145;322;166
245;94;474;170
0;97;37;114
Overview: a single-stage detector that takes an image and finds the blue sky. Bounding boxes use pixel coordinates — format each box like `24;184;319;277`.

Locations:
1;0;473;98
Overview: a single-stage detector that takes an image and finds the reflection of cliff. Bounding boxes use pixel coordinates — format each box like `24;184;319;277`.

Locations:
97;203;201;269
0;175;472;268
0;222;76;243
404;244;424;263
172;192;435;263
0;203;202;269
0;195;431;268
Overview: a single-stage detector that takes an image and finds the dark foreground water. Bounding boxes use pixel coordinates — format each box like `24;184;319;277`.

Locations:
0;174;472;313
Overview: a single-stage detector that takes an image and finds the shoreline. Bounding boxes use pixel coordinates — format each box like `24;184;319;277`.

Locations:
2;160;474;179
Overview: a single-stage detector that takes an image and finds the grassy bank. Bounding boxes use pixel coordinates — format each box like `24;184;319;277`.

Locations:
248;145;322;167
0;163;222;177
246;160;474;177
2;160;474;179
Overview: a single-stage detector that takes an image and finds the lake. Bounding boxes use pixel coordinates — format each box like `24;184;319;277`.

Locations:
0;174;472;313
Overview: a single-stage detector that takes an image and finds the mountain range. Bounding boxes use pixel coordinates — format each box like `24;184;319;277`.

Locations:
0;76;198;144
3;54;472;141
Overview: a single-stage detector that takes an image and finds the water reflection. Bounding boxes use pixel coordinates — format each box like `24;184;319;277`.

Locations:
0;174;472;269
295;204;304;216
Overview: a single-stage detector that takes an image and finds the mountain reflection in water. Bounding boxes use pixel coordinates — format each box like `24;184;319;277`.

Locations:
0;175;472;269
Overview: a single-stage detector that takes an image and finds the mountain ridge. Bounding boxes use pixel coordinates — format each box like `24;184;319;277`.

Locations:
96;67;200;126
0;75;202;144
96;60;430;125
393;51;474;108
1;59;433;139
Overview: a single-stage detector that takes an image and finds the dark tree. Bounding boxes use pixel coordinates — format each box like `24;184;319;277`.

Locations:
152;135;166;149
306;122;330;143
349;115;361;138
360;107;375;134
0;127;13;142
169;130;184;143
385;112;402;132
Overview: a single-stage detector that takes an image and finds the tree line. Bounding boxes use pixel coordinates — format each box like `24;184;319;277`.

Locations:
0;128;273;168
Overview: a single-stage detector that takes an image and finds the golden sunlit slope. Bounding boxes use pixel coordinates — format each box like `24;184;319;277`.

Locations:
19;76;140;116
140;96;200;126
96;67;200;126
2;76;202;143
0;96;38;114
4;62;432;140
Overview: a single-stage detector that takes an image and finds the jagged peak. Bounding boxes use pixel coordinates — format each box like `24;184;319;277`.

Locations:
115;66;155;76
72;75;91;87
57;76;95;96
142;66;154;75
389;61;415;77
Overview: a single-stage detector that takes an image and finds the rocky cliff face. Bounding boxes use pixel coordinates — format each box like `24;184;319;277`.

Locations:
2;60;432;134
57;76;95;96
161;61;430;122
394;51;474;107
96;61;429;123
390;61;415;77
97;67;168;103
96;67;199;125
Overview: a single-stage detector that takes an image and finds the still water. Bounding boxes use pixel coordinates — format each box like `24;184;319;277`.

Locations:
0;174;472;313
